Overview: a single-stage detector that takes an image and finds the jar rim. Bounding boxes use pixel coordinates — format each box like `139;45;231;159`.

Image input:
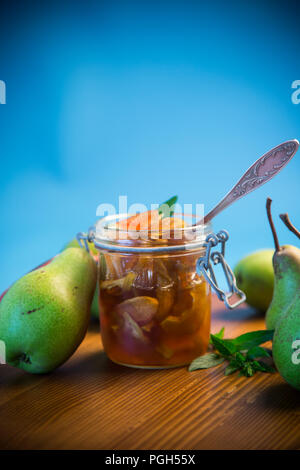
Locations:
92;213;212;254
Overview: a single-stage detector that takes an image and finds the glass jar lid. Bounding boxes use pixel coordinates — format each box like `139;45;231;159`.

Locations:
91;213;212;254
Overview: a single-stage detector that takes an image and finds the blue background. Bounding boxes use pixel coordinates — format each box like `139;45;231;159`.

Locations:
0;0;299;293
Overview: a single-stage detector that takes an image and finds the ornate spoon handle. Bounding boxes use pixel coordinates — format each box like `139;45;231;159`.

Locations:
203;139;299;224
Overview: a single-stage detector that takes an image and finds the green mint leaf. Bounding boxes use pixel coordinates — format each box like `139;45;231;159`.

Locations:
238;362;255;377
158;195;178;219
228;358;240;368
188;353;224;371
209;327;225;344
252;360;276;374
210;334;237;356
228;330;274;352
244;363;255;377
224;362;240;376
247;346;271;360
235;351;246;364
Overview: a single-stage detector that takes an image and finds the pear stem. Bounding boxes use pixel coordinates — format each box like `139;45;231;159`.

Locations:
266;197;280;252
279;213;300;240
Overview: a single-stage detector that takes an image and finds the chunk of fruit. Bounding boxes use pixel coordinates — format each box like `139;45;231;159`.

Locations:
155;343;174;359
116;210;160;232
118;312;149;346
161;283;209;335
100;272;136;296
101;253;121;279
155;286;174;321
133;258;155;291
154;259;173;287
160;315;182;335
120;255;138;274
116;296;158;326
115;210;187;241
161;217;186;230
172;289;194;316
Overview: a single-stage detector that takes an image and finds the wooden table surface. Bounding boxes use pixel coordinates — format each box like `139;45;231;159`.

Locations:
0;296;299;450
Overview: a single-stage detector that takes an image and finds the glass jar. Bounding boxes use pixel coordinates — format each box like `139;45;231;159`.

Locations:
78;214;245;369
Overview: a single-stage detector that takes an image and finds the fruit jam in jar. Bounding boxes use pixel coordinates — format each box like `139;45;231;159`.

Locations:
93;212;212;368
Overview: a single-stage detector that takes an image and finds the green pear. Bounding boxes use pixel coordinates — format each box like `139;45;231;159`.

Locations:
266;245;300;329
234;249;274;312
0;247;97;374
272;295;300;391
264;199;300;329
62;238;99;320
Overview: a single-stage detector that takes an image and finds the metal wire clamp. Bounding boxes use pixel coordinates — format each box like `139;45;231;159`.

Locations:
196;230;246;309
76;227;96;253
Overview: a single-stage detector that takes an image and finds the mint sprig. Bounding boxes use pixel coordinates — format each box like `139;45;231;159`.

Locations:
189;328;275;378
224;330;274;352
188;353;224;371
158;195;178;219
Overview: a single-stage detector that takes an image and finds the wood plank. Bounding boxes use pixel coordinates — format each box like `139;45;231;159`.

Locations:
0;297;299;450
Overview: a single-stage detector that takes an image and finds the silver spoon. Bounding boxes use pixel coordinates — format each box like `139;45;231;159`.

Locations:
203;139;299;224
